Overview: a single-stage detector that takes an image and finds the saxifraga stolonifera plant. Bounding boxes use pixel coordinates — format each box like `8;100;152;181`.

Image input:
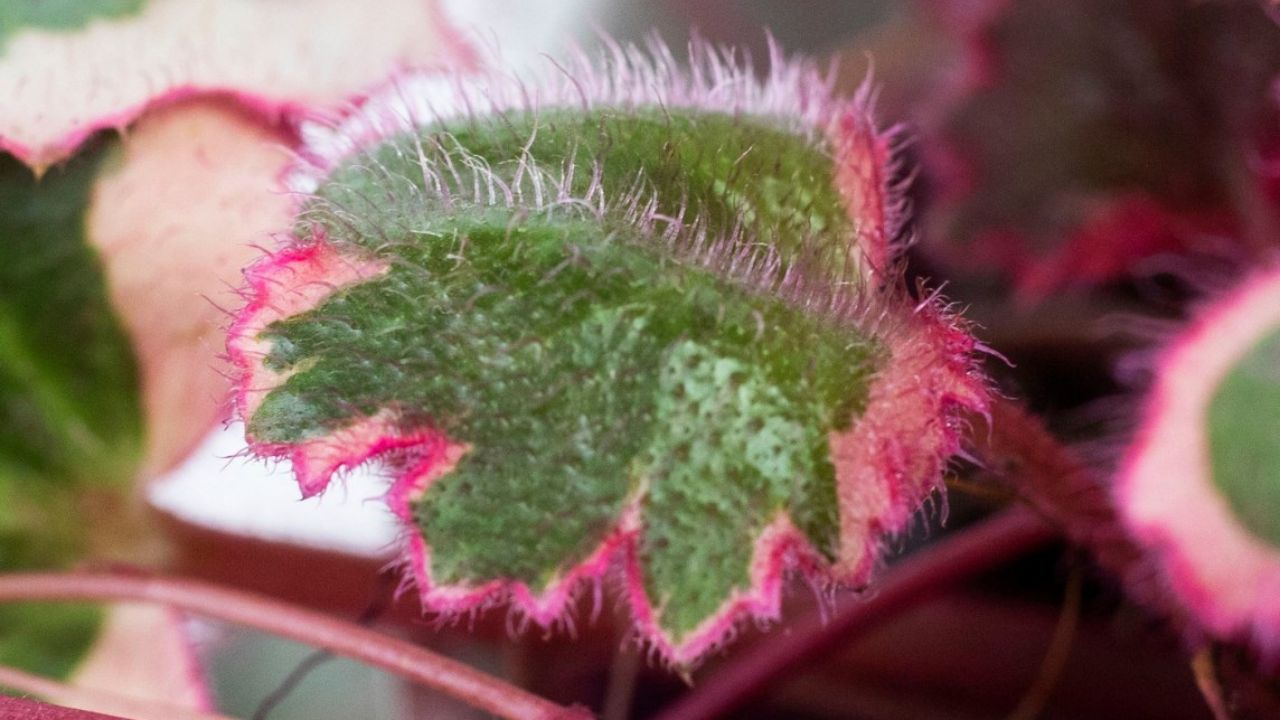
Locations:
227;38;989;668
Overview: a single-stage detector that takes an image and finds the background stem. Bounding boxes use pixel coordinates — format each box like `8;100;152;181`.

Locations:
0;573;588;720
0;664;233;720
0;694;130;720
653;507;1055;720
971;398;1175;621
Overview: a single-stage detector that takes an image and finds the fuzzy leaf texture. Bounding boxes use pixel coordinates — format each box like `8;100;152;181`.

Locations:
1119;266;1280;658
230;42;987;666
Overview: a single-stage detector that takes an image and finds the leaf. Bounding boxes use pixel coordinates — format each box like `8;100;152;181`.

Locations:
86;98;297;475
0;0;474;471
0;0;146;48
0;0;470;696
0;139;137;676
0;142;141;495
230;43;987;666
1118;266;1280;657
894;0;1280;294
0;0;472;169
0;118;212;720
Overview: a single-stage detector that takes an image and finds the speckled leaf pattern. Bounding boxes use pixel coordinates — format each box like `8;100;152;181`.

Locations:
232;45;987;665
252;109;880;654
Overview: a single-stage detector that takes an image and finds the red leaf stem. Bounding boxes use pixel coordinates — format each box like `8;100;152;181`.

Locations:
973;398;1173;620
0;573;588;720
653;506;1055;720
0;695;129;720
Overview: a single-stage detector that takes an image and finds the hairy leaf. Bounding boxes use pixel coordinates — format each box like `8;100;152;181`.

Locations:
232;44;986;666
1209;327;1280;547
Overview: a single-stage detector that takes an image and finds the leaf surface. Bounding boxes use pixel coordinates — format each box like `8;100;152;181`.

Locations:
0;139;138;677
233;48;986;665
1120;267;1280;656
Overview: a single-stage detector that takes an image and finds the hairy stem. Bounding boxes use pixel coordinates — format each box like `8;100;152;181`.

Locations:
970;398;1173;620
0;573;588;720
974;400;1236;717
653;506;1056;720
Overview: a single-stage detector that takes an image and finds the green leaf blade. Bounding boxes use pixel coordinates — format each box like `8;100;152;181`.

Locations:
1208;326;1280;548
234;46;986;666
0;140;142;677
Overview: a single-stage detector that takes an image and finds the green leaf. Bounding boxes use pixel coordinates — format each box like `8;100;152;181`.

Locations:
252;110;879;641
234;48;986;665
0;141;142;494
0;139;143;676
1208;325;1280;547
0;603;100;681
1119;268;1280;657
0;0;146;49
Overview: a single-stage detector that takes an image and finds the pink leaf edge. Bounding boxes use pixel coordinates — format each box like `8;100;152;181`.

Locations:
0;0;477;171
1117;265;1280;658
228;242;987;665
228;39;990;664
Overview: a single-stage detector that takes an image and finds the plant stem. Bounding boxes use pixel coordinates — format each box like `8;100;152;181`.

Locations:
0;573;588;720
0;664;233;720
1005;564;1084;720
0;694;128;720
653;506;1056;720
971;398;1172;619
975;400;1228;716
1191;648;1232;720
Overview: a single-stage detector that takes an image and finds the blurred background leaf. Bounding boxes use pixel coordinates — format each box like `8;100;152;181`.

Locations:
0;138;139;678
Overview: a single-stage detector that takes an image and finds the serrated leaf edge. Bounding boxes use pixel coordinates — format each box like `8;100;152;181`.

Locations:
230;38;991;666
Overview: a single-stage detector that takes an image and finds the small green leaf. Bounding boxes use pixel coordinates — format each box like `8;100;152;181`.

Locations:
1208;326;1280;547
0;0;146;49
1120;267;1280;657
0;139;142;676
